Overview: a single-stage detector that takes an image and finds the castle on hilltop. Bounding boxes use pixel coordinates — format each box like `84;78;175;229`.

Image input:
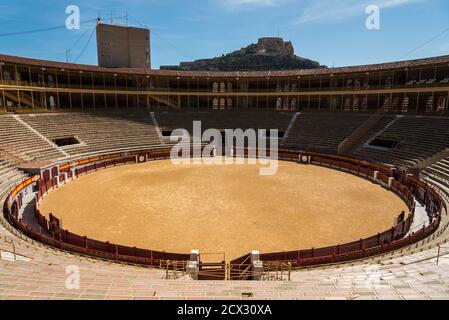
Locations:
161;37;323;71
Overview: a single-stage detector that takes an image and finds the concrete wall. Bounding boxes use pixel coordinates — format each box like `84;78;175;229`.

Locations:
96;23;151;69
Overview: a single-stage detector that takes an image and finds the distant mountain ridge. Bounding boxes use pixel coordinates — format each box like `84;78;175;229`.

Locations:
161;37;325;71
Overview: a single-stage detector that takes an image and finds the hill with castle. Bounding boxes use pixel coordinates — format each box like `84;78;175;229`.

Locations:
161;37;324;71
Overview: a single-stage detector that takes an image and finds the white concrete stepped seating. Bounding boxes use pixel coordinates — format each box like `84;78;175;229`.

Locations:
18;113;162;158
1;111;449;299
0;115;64;162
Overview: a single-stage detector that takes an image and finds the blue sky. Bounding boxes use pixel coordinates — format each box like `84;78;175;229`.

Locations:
0;0;448;68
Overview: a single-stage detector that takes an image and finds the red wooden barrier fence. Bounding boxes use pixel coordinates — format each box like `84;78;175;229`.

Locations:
5;147;446;271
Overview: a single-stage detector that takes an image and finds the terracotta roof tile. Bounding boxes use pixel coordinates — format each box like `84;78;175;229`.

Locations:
1;53;448;78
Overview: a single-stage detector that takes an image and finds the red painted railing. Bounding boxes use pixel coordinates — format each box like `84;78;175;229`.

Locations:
5;147;446;272
232;147;445;269
5;148;191;267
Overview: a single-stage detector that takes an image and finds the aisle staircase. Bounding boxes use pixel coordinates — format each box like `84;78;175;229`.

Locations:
338;109;385;154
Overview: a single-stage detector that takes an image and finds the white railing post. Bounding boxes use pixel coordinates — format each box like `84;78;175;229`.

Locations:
187;249;200;280
251;250;263;281
388;177;394;188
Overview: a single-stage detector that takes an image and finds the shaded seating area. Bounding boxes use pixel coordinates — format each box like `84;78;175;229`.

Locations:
344;115;397;154
351;116;449;168
155;112;293;134
282;112;370;152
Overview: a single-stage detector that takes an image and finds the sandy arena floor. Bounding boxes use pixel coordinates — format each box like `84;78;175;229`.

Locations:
38;159;408;260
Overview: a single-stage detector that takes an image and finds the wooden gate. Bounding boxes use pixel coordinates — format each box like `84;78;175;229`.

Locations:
197;253;226;280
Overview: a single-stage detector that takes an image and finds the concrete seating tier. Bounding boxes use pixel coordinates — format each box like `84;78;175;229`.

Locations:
155;112;294;133
282;112;370;152
18;113;162;158
0;115;64;162
351;116;449;168
1;111;449;299
0;159;28;192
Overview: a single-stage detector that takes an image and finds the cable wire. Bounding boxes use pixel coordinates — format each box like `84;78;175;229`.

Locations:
73;24;97;63
67;20;98;52
399;25;449;60
0;18;99;38
0;15;126;38
128;14;195;60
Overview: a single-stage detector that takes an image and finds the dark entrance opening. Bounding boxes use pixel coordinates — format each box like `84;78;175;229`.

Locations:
53;137;80;147
162;130;174;137
368;139;398;149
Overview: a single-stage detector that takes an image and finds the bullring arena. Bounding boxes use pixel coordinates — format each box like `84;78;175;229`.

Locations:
37;159;408;260
1;51;449;299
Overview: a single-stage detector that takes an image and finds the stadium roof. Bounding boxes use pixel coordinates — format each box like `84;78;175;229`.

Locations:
1;53;449;78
